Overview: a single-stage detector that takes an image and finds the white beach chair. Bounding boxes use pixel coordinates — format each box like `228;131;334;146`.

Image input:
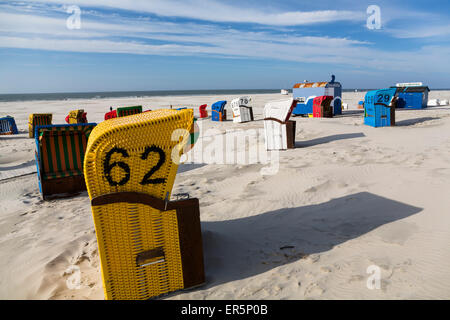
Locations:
263;98;297;151
231;96;254;123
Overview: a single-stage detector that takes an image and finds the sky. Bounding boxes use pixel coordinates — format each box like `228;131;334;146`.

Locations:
0;0;449;93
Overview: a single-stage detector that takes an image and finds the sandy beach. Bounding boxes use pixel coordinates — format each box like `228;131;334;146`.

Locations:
1;90;450;300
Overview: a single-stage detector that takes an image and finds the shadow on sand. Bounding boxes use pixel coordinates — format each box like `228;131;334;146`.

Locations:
200;192;422;287
177;163;207;174
295;133;365;148
395;117;439;127
0;159;35;171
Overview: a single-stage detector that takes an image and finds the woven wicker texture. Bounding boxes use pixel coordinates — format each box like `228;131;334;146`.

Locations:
28;113;52;138
84;109;194;300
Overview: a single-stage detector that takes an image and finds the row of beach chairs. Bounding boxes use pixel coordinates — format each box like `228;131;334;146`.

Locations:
2;92;403;299
1;89;409;300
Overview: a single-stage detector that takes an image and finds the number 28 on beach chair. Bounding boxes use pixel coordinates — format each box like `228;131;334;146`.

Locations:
0;116;18;135
35;123;97;199
231;96;254;123
84;109;205;300
264;98;298;150
28;113;52;138
364;88;397;127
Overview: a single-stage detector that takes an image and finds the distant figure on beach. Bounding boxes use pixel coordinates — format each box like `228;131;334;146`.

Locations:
110;106;113;111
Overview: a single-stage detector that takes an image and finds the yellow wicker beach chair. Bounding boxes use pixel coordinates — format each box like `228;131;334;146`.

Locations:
67;109;87;124
28;113;52;138
84;109;205;300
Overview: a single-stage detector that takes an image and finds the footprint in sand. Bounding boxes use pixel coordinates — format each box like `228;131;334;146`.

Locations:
304;282;325;298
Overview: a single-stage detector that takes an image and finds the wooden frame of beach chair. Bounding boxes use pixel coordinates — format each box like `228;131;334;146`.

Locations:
313;96;334;118
264;98;298;150
364;89;397;127
199;104;208;118
211;101;227;122
66;109;88;124
0;116;19;135
84;109;205;300
231;96;254;123
28;113;52;138
34;123;97;200
117;105;142;117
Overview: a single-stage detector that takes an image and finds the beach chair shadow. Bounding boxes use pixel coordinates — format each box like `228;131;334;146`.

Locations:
295;132;365;148
177;163;207;174
200;192;422;288
338;110;364;117
395;117;439;127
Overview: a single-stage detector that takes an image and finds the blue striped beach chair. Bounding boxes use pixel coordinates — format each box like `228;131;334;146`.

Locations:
0;116;18;135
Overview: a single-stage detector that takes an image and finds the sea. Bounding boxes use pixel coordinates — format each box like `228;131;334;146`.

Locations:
1;88;448;103
0;89;388;103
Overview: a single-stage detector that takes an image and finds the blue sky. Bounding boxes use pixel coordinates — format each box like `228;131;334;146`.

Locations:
0;0;449;93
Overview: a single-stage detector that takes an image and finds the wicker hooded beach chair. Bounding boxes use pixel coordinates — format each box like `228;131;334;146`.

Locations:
312;96;334;118
364;88;397;127
211;101;227;121
199;104;208;118
264;98;297;150
66;109;88;124
0;116;18;135
84;109;204;300
231;96;254;123
28;113;52;138
117;105;142;117
34;123;97;199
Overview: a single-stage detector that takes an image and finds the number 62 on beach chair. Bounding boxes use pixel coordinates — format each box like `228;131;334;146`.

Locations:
84;109;205;300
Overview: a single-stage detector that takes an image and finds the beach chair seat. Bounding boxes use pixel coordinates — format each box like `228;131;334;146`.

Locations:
199;104;208;118
231;96;254;123
211;101;227;122
364;88;397;127
84;109;205;300
66;109;88;124
117;105;142;117
313;96;334;118
0;116;18;135
264;98;297;150
28;113;52;138
35;123;97;199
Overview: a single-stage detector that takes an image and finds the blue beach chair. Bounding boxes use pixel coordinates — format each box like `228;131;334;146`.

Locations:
0;116;19;135
364;88;397;127
211;101;227;122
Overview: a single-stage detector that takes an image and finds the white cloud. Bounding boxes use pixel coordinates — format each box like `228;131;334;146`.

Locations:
17;0;365;26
